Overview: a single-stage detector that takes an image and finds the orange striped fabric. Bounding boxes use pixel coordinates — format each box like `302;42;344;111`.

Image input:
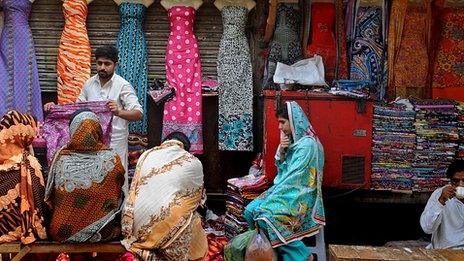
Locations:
56;0;91;105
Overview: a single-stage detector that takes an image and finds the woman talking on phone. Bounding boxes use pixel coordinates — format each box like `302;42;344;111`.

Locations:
243;101;325;261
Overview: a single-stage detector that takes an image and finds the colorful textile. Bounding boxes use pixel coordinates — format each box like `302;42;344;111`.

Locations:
387;0;432;100
245;101;325;247
121;140;207;260
218;5;253;151
264;4;303;89
0;111;47;244
45;111;125;242
432;6;464;89
42;101;113;165
347;1;387;100
116;2;149;149
56;0;91;105
0;0;43;120
163;6;203;154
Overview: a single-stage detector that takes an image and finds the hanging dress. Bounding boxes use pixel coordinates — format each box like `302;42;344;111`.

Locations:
116;2;149;162
0;0;43;120
347;0;387;100
56;0;91;105
217;6;253;151
263;4;303;89
163;6;203;154
432;5;464;99
387;0;431;100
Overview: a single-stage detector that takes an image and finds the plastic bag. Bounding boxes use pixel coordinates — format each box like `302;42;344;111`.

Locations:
273;55;327;86
245;229;278;261
224;230;255;261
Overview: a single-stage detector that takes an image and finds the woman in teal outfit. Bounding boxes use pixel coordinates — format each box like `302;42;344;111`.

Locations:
244;101;325;260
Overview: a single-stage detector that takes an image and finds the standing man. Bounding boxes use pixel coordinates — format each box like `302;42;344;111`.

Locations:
45;45;143;195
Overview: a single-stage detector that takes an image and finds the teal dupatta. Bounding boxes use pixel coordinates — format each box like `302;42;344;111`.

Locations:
251;101;325;247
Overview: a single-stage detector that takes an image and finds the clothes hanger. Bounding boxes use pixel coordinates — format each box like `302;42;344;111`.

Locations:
444;0;464;7
359;0;383;7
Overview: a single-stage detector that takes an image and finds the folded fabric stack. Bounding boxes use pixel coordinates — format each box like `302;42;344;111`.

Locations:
371;102;417;190
225;174;269;239
411;99;459;192
456;102;464;160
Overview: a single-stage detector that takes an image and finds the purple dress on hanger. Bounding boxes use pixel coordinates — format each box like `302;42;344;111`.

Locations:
0;0;43;120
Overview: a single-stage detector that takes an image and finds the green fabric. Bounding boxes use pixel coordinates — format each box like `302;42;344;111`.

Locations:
224;230;255;261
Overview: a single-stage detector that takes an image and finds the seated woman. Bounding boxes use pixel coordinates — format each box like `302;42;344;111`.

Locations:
244;101;325;261
45;109;125;242
0;111;47;244
121;132;207;261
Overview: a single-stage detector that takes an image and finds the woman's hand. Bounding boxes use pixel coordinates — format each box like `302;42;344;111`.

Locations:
279;131;290;160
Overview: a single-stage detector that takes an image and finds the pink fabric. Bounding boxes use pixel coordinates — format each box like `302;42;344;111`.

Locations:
163;6;203;154
42;101;113;165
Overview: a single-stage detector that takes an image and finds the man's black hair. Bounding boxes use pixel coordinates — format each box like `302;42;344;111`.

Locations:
95;45;119;63
69;108;94;126
446;160;464;179
163;132;191;152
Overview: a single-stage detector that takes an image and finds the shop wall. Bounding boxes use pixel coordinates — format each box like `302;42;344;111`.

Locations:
31;0;269;195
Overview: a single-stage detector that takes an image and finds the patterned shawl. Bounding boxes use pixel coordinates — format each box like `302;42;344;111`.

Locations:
0;111;47;244
121;140;207;260
45;111;124;242
251;101;325;247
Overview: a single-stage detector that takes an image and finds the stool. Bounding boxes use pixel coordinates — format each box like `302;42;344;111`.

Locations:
306;227;326;261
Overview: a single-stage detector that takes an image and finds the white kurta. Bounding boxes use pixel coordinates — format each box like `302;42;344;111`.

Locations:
420;186;464;249
78;73;143;195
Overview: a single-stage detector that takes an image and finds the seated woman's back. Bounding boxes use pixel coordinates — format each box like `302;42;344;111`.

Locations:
45;110;125;243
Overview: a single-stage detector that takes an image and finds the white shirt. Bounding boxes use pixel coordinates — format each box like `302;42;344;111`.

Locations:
77;73;143;194
420;186;464;249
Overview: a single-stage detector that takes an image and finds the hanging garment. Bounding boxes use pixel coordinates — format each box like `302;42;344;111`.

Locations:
0;0;43;120
56;0;91;105
116;2;149;165
347;1;387;100
432;7;464;90
387;0;431;100
263;4;303;89
217;6;253;151
163;6;203;154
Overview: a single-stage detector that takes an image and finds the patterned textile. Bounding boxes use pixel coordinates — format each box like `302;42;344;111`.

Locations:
45;111;125;242
245;102;325;247
116;2;149;151
0;0;43;120
0;111;47;244
264;4;303;89
163;6;203;154
56;0;91;105
217;6;253;151
121;140;207;260
432;6;464;89
42;101;113;165
348;1;387;100
387;0;431;100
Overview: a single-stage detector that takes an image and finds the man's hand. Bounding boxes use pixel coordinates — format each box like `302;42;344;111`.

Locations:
43;102;55;112
107;100;120;116
279;131;290;160
439;185;456;205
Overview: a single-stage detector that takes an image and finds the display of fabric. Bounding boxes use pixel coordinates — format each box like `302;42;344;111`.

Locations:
432;6;464;89
371;102;417;190
163;6;203;154
45;111;125;243
456;102;464;160
56;0;91;105
0;0;43;120
347;0;388;100
263;4;303;89
116;2;150;158
387;0;432;100
0;111;47;244
306;1;348;83
121;140;207;260
42;101;113;165
411;99;459;192
225;174;269;239
217;5;253;151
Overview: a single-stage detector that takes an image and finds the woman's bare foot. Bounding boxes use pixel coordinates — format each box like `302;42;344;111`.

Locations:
308;254;314;261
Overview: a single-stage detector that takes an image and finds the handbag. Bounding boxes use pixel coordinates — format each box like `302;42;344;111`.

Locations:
148;78;176;106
